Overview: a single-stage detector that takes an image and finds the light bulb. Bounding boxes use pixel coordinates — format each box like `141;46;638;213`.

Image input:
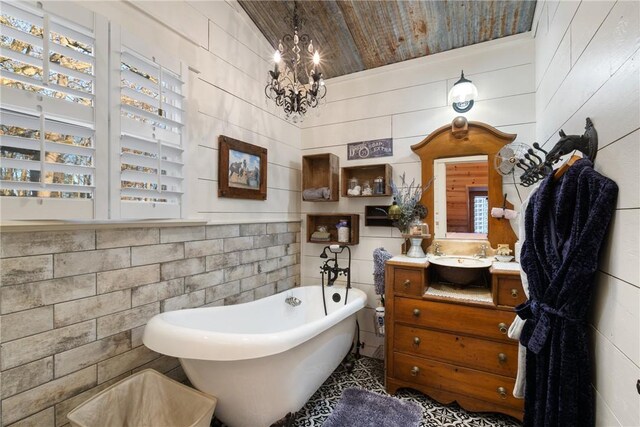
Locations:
313;50;320;65
447;70;478;113
273;50;281;63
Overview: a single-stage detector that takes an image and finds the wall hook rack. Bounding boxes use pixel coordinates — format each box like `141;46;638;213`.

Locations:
519;118;598;187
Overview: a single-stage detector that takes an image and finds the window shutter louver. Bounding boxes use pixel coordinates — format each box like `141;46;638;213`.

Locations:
1;1;97;218
117;46;184;219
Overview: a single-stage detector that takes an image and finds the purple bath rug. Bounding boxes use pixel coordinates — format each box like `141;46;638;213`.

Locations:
323;387;422;427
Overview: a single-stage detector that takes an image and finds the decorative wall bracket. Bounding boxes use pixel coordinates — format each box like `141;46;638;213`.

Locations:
519;118;598;187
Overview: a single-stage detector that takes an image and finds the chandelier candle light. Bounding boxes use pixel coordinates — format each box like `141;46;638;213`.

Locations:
265;2;326;123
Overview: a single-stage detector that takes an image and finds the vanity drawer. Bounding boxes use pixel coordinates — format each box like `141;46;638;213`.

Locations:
496;275;526;307
394;325;518;377
394;298;516;342
393;352;523;410
392;267;425;296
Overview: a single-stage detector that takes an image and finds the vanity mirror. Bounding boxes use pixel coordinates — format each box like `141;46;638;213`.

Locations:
412;117;517;249
433;155;488;239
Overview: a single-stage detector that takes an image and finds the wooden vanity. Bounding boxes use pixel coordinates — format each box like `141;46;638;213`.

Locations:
382;118;526;420
384;258;525;421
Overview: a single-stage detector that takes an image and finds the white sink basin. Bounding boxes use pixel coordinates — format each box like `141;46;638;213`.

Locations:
429;256;492;269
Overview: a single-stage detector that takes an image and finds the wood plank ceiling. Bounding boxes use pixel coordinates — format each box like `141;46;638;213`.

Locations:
238;0;537;80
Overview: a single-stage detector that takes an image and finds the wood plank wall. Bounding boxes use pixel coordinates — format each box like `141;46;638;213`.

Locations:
81;0;302;222
300;34;536;357
445;162;488;233
532;1;639;425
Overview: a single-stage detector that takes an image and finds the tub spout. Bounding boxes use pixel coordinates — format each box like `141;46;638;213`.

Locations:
285;296;302;307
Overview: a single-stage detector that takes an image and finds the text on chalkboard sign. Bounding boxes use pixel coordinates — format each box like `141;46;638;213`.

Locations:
347;138;393;160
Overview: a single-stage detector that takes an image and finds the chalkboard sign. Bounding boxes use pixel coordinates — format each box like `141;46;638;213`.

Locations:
347;138;393;160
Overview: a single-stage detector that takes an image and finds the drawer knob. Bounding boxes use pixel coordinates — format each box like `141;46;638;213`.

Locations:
403;279;411;287
498;353;507;363
498;322;508;334
411;366;420;376
511;288;519;298
413;336;421;345
497;386;507;399
413;308;421;317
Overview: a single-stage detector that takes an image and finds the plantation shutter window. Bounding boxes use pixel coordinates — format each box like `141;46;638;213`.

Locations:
117;45;185;219
0;1;105;219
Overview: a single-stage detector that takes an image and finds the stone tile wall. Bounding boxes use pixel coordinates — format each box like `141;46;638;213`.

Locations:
0;222;301;426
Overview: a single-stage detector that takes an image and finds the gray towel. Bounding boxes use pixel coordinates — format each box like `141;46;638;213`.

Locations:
373;247;392;295
302;187;331;200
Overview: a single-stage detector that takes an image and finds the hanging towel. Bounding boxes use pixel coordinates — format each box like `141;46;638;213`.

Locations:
373;247;393;295
507;183;539;398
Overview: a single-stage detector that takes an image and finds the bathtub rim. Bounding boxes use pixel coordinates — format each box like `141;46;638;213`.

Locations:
143;286;366;361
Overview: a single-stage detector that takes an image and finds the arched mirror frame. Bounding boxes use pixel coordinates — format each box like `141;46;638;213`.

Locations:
411;118;518;249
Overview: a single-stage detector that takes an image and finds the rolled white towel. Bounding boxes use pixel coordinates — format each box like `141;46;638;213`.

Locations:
491;207;518;219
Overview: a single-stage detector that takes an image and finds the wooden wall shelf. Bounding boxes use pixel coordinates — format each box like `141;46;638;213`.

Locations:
302;154;339;202
341;164;392;197
306;214;360;245
365;205;394;227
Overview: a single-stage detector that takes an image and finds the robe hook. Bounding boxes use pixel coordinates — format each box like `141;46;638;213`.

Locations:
532;142;548;155
528;148;544;164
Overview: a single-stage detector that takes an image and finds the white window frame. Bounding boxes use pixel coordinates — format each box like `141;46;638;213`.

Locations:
0;1;109;220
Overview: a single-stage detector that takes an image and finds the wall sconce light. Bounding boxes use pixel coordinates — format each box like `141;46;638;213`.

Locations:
448;70;478;113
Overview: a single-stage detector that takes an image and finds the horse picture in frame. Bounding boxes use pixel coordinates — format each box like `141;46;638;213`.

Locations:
218;136;267;200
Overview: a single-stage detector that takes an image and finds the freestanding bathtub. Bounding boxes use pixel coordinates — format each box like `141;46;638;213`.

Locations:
143;285;366;427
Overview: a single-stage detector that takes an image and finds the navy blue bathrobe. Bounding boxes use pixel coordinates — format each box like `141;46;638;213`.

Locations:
517;159;618;427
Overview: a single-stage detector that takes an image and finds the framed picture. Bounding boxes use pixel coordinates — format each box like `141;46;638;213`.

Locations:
218;135;267;200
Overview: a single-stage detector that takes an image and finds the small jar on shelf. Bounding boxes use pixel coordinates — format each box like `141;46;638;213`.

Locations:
373;176;385;195
347;178;361;196
361;180;372;196
337;219;350;243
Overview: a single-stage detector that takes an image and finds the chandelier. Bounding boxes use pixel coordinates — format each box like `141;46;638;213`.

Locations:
265;2;326;123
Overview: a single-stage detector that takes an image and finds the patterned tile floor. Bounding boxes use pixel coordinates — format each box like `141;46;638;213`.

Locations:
293;356;522;427
213;356;522;426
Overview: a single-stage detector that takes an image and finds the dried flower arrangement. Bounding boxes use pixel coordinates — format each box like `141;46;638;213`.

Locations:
389;173;434;233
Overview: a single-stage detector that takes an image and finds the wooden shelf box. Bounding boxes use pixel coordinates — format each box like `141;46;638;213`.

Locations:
306;214;360;245
341;164;392;197
302;154;339;202
365;205;394;227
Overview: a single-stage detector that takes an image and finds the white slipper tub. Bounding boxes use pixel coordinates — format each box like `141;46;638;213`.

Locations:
143;285;366;427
